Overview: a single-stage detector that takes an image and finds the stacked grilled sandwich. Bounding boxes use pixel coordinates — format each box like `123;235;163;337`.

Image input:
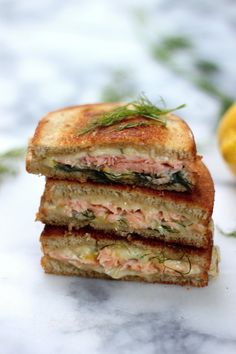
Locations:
26;98;219;287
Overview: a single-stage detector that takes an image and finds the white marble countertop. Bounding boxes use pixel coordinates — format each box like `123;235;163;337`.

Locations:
1;142;236;354
1;1;236;352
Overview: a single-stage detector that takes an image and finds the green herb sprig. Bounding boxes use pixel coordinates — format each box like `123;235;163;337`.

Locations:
0;147;25;183
217;226;236;238
147;251;192;276
78;94;185;135
150;34;234;117
112;121;150;131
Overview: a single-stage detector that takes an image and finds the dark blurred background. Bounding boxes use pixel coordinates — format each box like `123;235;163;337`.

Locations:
0;0;235;150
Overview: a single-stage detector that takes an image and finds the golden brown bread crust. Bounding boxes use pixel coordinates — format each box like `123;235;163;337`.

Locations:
29;103;196;156
41;159;214;216
41;256;208;287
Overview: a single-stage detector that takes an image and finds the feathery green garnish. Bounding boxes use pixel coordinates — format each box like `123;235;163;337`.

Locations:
150;34;234;117
78;94;186;135
195;59;219;75
217;226;236;238
0;147;25;183
149;251;192;276
112;121;151;131
151;35;192;62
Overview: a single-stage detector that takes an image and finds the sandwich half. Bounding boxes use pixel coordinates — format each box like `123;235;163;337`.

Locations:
37;160;214;248
40;226;219;287
26;102;199;192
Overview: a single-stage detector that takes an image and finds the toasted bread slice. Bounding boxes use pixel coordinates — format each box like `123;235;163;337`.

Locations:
26;103;198;191
40;226;218;287
37;160;214;248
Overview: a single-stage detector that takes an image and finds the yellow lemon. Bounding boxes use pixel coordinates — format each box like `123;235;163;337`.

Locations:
218;103;236;175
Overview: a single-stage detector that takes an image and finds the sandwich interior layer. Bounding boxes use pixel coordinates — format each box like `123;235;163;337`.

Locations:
40;227;219;286
38;179;213;248
29;145;197;191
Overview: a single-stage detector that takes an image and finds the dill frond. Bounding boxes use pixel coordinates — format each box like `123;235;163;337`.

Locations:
0;147;25;183
78;94;185;135
217;226;236;238
112;121;151;131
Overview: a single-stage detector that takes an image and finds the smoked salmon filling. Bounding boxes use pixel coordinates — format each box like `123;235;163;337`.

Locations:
45;197;207;236
52;153;194;191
